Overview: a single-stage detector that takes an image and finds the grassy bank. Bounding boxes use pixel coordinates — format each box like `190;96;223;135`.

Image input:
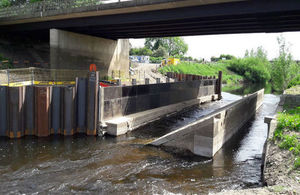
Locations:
273;102;300;169
159;62;243;85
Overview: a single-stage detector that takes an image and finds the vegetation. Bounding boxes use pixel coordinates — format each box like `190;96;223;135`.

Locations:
211;54;235;62
0;54;12;69
0;0;42;8
158;36;299;92
274;106;300;169
287;73;300;88
144;37;188;57
159;62;243;85
270;36;299;91
130;37;189;63
226;47;271;83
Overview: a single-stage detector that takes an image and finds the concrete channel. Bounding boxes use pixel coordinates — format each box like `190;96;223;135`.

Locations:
150;89;264;158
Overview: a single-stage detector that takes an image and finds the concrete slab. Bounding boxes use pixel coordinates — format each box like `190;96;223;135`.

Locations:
150;89;264;158
104;94;217;136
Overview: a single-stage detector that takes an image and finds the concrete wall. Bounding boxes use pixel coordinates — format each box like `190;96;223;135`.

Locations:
151;89;264;158
50;29;129;77
102;79;217;120
0;33;50;68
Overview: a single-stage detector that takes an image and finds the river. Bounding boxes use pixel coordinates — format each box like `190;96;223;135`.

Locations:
0;88;279;194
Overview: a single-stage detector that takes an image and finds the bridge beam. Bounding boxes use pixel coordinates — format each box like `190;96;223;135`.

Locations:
50;29;129;77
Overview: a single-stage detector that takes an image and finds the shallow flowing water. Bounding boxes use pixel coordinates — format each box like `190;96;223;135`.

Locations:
0;92;279;194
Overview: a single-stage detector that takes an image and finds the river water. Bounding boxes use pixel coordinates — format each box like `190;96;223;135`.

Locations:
0;90;279;194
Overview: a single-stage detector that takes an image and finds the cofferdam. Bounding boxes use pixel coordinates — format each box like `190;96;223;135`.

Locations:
0;92;279;194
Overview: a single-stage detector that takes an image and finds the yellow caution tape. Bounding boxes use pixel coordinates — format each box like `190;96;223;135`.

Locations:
0;80;76;87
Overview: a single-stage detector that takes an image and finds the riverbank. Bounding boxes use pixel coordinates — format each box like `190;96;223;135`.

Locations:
213;86;300;195
263;85;300;193
159;62;243;85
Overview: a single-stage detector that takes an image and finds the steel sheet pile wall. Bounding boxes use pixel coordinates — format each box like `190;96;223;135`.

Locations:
0;75;97;138
35;87;51;137
103;77;219;120
0;86;8;137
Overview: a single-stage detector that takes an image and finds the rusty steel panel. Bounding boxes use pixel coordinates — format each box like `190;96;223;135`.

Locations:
35;86;51;137
76;78;87;133
87;72;99;136
8;87;24;138
51;86;62;135
63;86;76;136
0;86;8;137
24;86;35;135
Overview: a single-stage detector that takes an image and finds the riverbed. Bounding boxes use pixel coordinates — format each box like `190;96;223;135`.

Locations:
0;91;279;194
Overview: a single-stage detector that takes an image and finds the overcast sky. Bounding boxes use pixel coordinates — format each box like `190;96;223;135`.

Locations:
129;32;300;61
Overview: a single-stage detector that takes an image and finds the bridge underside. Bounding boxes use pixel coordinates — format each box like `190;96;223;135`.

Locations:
1;0;300;39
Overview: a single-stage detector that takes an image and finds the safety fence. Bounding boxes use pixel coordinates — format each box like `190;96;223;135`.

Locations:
0;67;89;86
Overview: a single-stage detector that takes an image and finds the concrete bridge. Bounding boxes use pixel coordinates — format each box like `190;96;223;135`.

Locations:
1;0;300;38
1;0;300;74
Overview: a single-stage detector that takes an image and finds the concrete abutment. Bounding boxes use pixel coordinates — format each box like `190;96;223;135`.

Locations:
0;29;129;77
50;29;129;77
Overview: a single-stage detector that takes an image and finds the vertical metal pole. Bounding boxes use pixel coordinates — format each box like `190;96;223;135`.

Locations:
7;69;9;86
145;78;150;84
132;79;137;85
218;71;222;100
31;67;34;85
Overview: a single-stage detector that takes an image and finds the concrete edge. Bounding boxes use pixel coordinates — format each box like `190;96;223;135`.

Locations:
104;94;218;136
150;89;264;146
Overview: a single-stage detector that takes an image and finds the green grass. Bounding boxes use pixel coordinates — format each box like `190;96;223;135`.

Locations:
277;107;300;132
159;62;243;84
274;106;300;169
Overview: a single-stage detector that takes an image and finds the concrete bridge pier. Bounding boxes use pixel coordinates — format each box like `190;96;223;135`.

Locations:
50;29;129;78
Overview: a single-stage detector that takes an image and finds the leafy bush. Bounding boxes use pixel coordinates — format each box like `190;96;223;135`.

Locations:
277;108;300;132
275;105;300;170
270;36;300;91
226;57;271;83
288;74;300;88
150;57;163;63
279;135;298;149
0;0;10;8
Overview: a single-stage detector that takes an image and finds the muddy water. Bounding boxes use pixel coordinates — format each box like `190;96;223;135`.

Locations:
0;92;279;194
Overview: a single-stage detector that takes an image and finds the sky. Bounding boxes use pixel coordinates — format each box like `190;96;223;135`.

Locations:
129;32;300;61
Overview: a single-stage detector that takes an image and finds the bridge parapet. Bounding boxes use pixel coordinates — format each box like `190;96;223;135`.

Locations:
0;0;183;22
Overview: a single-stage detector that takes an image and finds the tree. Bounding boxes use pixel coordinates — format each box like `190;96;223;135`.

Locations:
271;36;299;91
130;47;152;56
152;46;168;58
144;37;188;56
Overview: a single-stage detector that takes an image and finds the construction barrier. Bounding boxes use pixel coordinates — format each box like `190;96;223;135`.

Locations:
35;86;51;137
76;78;87;133
8;87;24;138
51;86;62;135
63;86;76;136
24;86;35;135
0;86;8;136
0;71;220;139
87;71;99;136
